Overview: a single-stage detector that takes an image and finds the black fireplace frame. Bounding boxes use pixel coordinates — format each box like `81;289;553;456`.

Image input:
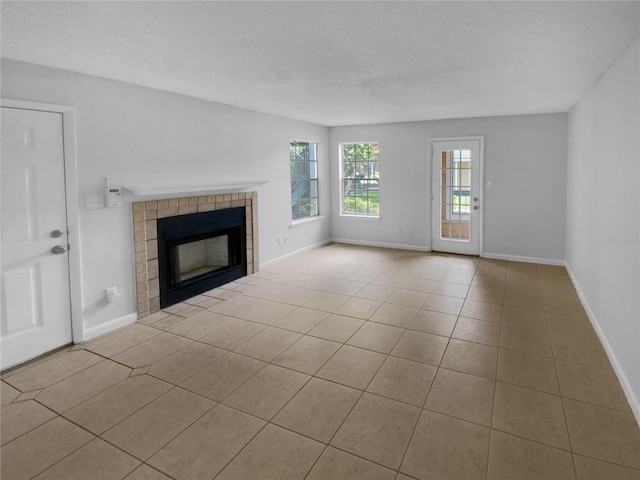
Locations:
157;207;247;308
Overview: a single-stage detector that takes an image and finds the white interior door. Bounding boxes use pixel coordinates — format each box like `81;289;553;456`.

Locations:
431;138;483;255
1;106;72;370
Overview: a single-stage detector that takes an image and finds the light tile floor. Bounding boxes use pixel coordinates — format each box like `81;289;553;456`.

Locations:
2;244;639;479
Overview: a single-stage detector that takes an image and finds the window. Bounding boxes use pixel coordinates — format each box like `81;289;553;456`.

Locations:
449;149;471;216
290;140;319;220
340;142;380;216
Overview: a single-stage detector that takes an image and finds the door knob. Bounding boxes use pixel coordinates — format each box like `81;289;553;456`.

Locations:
473;197;478;202
51;245;67;254
473;205;479;210
50;229;63;238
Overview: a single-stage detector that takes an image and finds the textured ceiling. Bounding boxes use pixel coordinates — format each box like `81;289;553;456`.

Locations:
2;1;639;126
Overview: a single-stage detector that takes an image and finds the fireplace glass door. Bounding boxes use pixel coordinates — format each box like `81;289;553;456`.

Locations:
168;228;241;290
176;234;231;282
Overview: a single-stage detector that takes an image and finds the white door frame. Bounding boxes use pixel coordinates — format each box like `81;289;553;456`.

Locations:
430;136;484;256
1;98;84;343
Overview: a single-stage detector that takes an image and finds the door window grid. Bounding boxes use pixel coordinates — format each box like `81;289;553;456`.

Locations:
451;149;471;214
441;150;471;242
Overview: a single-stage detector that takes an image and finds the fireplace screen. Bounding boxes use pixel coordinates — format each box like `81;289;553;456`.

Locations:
157;208;247;307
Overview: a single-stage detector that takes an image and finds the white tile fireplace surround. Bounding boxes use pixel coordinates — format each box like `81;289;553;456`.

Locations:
132;192;259;319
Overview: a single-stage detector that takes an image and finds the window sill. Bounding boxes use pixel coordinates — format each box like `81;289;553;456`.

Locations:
338;214;381;221
289;215;327;229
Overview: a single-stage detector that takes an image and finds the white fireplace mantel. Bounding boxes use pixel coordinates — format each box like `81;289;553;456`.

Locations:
123;180;268;197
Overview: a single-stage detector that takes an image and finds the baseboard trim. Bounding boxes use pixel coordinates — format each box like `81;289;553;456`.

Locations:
482;252;566;266
565;264;640;425
331;237;431;252
260;239;333;268
82;313;137;342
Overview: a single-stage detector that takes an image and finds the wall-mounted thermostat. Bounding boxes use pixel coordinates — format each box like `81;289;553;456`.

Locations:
106;186;122;207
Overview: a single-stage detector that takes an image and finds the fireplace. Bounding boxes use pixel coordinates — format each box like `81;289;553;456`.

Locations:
157;208;247;307
131;192;258;319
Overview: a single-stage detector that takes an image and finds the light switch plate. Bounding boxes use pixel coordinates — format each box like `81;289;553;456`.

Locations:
86;195;104;209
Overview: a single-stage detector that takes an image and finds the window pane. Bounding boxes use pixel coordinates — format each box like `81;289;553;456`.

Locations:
300;181;311;200
309;198;318;216
343;197;356;214
343;178;353;196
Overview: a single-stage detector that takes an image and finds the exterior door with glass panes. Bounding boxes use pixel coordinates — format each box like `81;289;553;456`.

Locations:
431;138;483;255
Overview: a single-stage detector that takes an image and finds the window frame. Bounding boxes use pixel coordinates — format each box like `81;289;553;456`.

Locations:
289;140;319;221
339;142;380;218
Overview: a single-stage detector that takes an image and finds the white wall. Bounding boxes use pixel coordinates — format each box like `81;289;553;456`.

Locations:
1;59;330;336
566;37;640;420
330;113;568;262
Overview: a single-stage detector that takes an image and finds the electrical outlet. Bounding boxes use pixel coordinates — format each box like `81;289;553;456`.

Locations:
277;236;283;245
283;234;290;244
105;286;119;304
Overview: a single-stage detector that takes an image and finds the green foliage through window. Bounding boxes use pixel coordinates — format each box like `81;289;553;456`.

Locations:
341;143;379;216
